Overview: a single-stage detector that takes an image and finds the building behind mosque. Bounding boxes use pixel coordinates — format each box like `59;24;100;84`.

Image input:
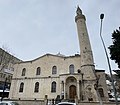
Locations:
0;48;21;97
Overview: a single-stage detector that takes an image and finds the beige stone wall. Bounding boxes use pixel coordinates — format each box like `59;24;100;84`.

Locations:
7;100;44;105
96;71;109;101
9;54;81;100
13;54;81;78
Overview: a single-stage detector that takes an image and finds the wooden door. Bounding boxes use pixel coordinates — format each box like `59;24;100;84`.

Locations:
69;85;76;99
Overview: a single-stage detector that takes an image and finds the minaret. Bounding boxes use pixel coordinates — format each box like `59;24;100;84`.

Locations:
75;6;99;101
75;6;96;80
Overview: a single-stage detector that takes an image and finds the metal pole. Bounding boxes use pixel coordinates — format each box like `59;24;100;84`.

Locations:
99;14;118;105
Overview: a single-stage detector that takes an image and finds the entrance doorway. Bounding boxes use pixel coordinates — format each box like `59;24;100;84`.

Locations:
69;85;76;100
66;76;77;100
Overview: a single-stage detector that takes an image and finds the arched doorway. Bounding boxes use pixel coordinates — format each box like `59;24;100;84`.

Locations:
66;76;77;100
69;85;76;99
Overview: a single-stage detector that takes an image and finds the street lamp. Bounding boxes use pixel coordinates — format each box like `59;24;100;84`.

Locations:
99;13;118;105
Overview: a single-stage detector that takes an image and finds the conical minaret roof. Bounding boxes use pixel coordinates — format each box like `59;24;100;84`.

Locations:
76;6;82;15
75;6;86;22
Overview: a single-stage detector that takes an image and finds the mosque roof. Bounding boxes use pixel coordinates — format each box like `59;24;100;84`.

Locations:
17;53;80;64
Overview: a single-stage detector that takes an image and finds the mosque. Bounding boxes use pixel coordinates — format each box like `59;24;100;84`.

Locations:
9;7;109;102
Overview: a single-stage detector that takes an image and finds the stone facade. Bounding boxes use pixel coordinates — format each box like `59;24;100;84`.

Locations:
9;54;108;102
9;7;109;102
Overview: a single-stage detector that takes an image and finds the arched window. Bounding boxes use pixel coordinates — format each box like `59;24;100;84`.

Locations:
19;82;24;92
52;66;57;74
34;82;39;93
36;67;41;75
69;64;74;74
21;68;26;76
98;88;104;97
51;81;56;92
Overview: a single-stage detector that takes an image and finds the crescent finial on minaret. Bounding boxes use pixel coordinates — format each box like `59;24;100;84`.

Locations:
76;6;82;15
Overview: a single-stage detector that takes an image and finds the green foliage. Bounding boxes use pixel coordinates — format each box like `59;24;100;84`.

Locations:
108;27;120;68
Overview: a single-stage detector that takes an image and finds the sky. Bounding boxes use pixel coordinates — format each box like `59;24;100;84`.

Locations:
0;0;120;73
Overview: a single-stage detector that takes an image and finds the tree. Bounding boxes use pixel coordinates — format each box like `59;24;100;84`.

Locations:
108;27;120;68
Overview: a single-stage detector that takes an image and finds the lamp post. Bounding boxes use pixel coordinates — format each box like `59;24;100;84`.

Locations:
99;14;118;105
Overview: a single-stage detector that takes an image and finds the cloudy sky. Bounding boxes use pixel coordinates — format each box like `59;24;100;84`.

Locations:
0;0;120;73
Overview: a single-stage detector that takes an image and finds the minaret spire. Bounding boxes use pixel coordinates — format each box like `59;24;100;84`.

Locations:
76;6;82;15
